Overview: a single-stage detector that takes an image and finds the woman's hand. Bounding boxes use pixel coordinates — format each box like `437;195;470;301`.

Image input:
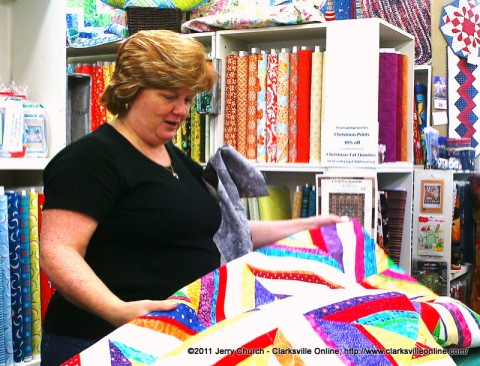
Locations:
309;214;349;228
108;299;179;327
250;214;350;249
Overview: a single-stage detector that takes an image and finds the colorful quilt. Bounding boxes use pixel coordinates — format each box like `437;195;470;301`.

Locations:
63;219;479;365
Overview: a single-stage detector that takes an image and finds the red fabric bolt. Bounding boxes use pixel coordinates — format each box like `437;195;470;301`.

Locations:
296;49;313;163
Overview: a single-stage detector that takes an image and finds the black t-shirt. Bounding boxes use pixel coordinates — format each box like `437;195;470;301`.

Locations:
42;123;222;339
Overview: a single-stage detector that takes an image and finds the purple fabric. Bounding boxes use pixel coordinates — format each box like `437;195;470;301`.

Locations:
320;224;344;269
378;52;398;163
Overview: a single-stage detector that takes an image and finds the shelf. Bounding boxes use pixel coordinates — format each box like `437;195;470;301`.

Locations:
450;263;472;281
67;32;217;60
67;40;123;58
0;158;50;170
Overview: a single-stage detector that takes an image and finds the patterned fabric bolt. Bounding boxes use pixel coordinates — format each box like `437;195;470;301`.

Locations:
246;50;259;161
7;192;23;363
309;47;323;164
275;48;290;163
288;48;299;163
224;53;238;149
266;50;279;163
256;51;268;163
236;52;249;157
28;191;41;357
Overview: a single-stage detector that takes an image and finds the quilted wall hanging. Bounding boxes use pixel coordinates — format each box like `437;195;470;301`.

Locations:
447;46;480;157
361;0;431;65
63;219;479;365
440;0;480;65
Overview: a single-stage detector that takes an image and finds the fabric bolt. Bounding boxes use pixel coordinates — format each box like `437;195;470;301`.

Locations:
309;48;323;164
224;53;238;149
257;186;291;220
7;191;23;363
288;49;299;163
301;184;310;218
308;186;317;217
202;114;209;162
396;53;409;162
297;48;313;163
0;195;4;366
246;51;259;161
102;62;116;122
275;49;290;163
92;63;107;131
200;113;206;163
0;194;12;365
266;50;279;163
175;124;183;152
203;145;268;264
64;218;479;365
378;51;398;163
256;51;268;163
190;104;202;163
180;113;191;157
291;186;303;218
236;52;249;157
19;193;32;361
28;191;41;357
247;197;261;221
384;189;407;266
38;192;55;326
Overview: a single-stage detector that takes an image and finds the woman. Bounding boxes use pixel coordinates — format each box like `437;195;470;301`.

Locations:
39;30;343;365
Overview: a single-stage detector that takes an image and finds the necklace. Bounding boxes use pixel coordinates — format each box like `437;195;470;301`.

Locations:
167;165;179;179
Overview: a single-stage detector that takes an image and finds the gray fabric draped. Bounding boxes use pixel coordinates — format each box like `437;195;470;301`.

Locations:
203;145;268;264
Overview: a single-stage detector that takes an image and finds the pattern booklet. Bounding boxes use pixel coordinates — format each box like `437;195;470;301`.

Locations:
316;174;375;237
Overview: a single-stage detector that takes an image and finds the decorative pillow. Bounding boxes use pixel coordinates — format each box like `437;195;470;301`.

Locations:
182;0;326;33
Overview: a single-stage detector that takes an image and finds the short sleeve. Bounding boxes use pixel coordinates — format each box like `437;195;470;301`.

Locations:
43;137;124;222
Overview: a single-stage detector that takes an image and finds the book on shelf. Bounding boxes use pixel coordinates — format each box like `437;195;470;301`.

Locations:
412;259;448;296
316;174;375;237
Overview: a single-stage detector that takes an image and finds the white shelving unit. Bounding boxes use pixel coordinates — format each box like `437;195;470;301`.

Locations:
213;19;415;274
1;0;65;189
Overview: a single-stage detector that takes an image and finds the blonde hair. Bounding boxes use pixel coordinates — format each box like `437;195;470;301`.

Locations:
101;30;217;115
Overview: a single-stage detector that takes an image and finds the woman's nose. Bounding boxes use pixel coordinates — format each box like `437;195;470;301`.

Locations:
173;101;190;116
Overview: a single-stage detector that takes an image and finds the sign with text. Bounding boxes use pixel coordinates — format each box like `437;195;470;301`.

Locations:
321;121;378;167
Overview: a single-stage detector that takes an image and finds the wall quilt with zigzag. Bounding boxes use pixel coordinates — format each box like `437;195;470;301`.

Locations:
447;46;480;157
